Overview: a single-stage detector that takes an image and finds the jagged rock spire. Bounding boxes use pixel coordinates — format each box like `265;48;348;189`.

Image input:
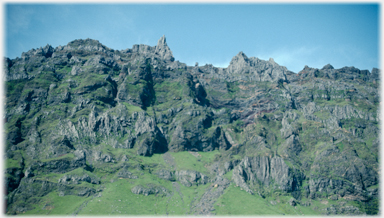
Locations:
157;35;167;47
155;35;174;62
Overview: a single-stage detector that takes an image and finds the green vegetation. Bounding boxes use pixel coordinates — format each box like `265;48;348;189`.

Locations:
314;98;350;107
154;80;186;102
41;153;75;163
171;151;219;174
6;79;27;98
122;102;143;113
6;158;21;169
55;66;72;74
74;162;211;216
313;110;331;120
21;191;90;215
73;74;106;92
214;185;282;215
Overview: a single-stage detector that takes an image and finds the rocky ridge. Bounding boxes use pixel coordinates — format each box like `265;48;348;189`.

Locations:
3;36;380;215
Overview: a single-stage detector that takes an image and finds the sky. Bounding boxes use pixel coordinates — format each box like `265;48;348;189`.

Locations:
4;3;380;73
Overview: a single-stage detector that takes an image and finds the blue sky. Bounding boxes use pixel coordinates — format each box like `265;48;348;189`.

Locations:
4;3;380;73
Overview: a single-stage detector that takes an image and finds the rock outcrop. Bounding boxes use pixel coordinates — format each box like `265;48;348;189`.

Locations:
174;170;209;187
131;184;169;196
232;156;303;196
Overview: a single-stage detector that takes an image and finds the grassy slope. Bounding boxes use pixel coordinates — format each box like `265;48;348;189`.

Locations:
17;149;330;216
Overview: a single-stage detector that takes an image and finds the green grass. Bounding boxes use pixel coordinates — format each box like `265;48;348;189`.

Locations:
41;153;75;163
69;108;91;123
198;150;220;163
93;145;168;174
366;184;379;190
170;150;219;175
214;185;283;215
6;79;27;101
171;151;207;173
76;170;210;215
205;87;229;100
71;74;107;93
33;172;62;183
24;71;57;91
64;168;96;177
121;102;143;113
313;110;331;120
145;106;155;117
314;98;350;107
153;80;186;106
154;80;184;94
226;81;240;93
6;158;21;169
21;191;90;215
135;153;167;167
352;99;378;113
223;170;233;181
177;182;211;214
55;65;72;74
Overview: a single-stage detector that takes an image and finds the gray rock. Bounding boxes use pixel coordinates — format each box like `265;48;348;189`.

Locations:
155;35;174;62
116;169;138;179
370;68;380;80
71;66;83;76
136;131;167;156
217;51;290;83
175;170;209;187
120;155;129;162
58;184;97;197
49;83;57;90
288;198;297;206
322;205;363;215
192;176;230;215
232;156;302;194
156;169;175;181
321;64;334;70
280;134;301;156
28;151;86;175
58;172;100;185
131;184;169;196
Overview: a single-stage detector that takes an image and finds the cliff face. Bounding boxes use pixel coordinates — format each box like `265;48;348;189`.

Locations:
3;36;380;215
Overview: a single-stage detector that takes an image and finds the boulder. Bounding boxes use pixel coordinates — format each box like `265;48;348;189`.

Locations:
155;169;175;181
175;170;209;187
131;184;169;196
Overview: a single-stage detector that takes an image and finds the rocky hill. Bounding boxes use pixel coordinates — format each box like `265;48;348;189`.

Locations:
3;36;380;215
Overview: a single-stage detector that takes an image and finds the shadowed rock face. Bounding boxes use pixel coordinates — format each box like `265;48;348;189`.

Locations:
3;36;380;215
